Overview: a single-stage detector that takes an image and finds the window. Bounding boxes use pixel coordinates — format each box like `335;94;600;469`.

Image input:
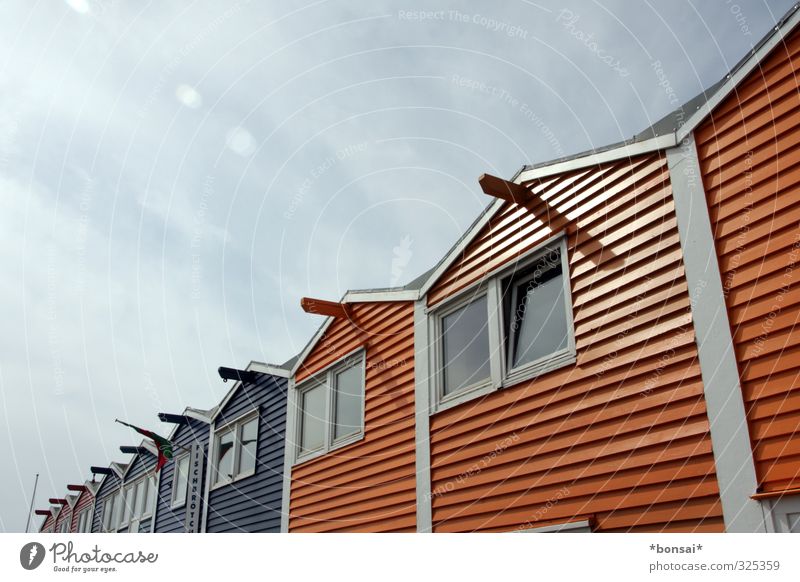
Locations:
211;412;260;487
121;483;135;527
103;491;124;532
439;294;491;397
59;519;69;533
117;476;155;530
502;244;572;382
172;454;190;507
517;519;593;533
429;236;575;412
77;508;92;533
295;352;365;464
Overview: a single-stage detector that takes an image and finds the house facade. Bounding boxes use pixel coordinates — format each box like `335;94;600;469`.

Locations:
151;409;213;533
203;362;291;532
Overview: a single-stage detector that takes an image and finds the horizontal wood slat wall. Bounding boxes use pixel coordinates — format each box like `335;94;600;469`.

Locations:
290;302;417;532
427;152;724;532
695;28;800;494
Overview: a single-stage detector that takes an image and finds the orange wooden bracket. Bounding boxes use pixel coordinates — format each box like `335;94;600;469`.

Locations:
301;297;372;350
478;173;529;203
300;297;350;319
480;173;569;229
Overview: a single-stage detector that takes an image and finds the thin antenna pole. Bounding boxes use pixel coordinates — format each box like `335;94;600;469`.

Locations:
24;473;40;534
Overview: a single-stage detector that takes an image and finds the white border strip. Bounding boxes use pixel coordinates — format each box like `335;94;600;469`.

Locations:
666;134;764;532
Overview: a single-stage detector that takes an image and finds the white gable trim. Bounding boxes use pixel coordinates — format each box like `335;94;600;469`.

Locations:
676;4;800;142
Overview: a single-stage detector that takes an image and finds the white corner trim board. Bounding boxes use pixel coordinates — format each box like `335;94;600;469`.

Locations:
413;300;433;532
666;133;765;533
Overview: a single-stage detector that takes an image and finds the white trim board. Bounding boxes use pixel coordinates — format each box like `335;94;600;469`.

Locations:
413;300;433;532
676;3;800;143
666;135;765;532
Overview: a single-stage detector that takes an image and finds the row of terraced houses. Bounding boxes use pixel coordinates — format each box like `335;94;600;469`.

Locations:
37;5;800;534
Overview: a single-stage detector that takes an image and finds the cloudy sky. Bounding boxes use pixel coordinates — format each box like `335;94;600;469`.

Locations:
0;0;793;531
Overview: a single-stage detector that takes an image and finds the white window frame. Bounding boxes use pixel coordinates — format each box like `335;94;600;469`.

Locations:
59;518;70;533
102;490;123;533
210;410;260;490
171;453;191;508
293;348;366;466
427;234;576;414
77;507;92;533
117;475;155;532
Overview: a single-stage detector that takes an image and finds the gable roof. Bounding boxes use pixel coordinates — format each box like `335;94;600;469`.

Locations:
417;3;800;297
289;266;434;376
212;360;291;422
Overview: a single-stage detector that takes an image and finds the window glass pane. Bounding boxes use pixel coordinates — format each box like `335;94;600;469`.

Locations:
788;512;800;533
134;480;146;518
238;418;258;476
123;484;135;523
300;383;326;454
173;455;190;503
334;363;362;439
144;477;154;515
103;499;112;531
441;296;491;395
509;256;568;368
112;492;123;530
215;431;235;484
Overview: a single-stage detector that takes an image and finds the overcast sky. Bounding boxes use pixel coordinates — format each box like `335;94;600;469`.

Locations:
0;0;793;532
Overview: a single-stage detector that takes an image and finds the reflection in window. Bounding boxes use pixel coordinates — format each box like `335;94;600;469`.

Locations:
441;295;491;396
215;431;235;484
238;417;258;476
505;249;568;370
300;384;326;454
334;364;362;440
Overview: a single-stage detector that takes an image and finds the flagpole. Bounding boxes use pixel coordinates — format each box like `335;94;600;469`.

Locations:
24;473;39;534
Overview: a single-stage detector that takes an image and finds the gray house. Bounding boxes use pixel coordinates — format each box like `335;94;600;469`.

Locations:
202;361;291;532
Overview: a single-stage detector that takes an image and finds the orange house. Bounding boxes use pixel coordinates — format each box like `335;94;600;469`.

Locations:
409;6;800;533
281;277;427;532
283;6;800;533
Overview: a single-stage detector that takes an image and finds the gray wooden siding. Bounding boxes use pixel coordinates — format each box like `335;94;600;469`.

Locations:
206;374;287;533
152;417;210;533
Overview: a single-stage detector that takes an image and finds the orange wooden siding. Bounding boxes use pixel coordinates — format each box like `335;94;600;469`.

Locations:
290;302;417;532
427;153;724;532
695;28;800;494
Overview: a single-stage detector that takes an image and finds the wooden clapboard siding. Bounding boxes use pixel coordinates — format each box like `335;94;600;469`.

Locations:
427;152;724;532
695;27;800;494
289;302;417;532
206;374;287;533
69;489;94;533
152;418;210;533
